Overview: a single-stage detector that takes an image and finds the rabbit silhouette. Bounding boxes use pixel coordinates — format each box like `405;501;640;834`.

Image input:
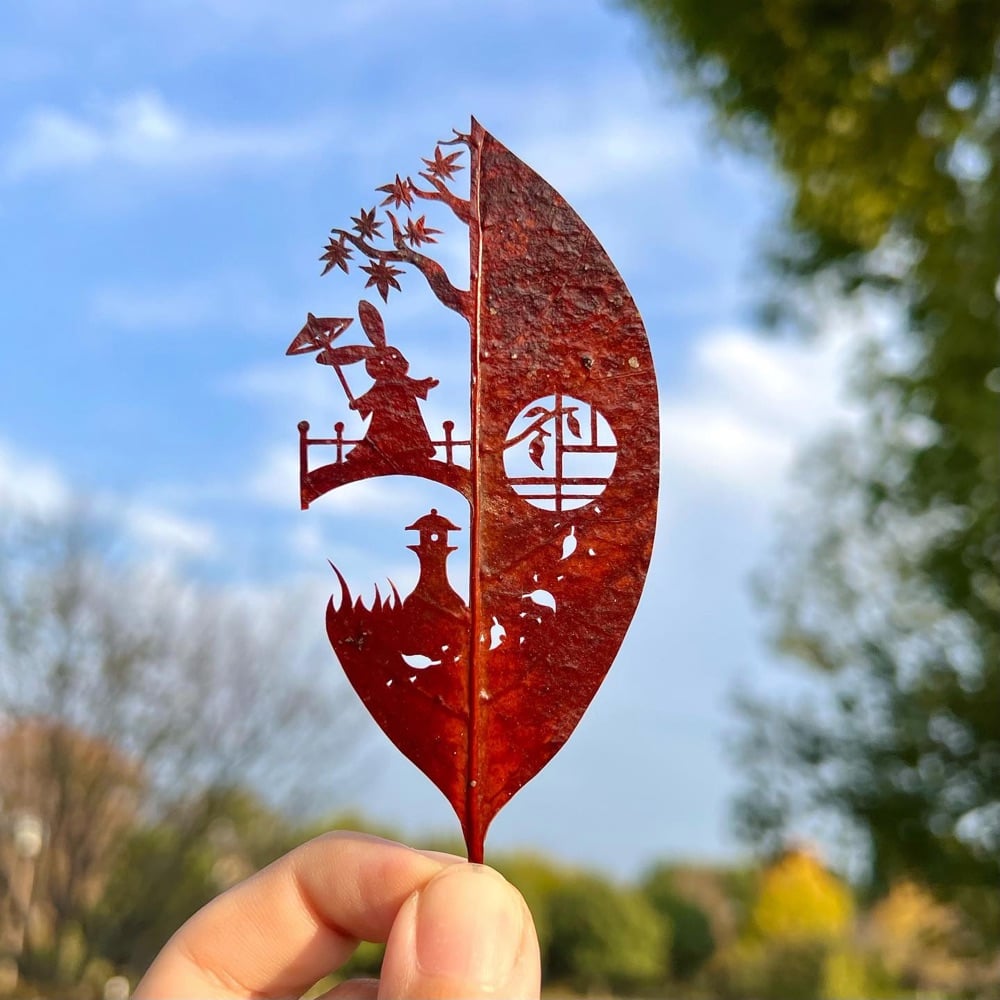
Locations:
317;300;438;462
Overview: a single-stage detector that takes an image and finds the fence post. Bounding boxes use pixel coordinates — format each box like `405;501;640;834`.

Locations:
442;420;455;464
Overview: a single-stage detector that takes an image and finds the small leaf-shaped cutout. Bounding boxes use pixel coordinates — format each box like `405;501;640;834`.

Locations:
566;410;582;438
528;432;546;469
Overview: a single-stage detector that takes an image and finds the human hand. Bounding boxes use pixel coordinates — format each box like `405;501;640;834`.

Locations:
133;831;540;1000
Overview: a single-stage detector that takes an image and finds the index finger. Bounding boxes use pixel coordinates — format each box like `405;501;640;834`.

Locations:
134;831;462;1000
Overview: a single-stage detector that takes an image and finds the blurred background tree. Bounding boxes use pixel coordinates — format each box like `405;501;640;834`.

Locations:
641;861;717;980
706;847;858;1000
0;509;361;991
622;0;1000;956
545;871;670;995
866;878;972;994
750;847;854;942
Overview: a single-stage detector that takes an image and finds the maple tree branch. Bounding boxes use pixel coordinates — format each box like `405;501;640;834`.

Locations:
333;228;394;261
503;406;579;449
386;213;471;319
331;219;470;319
439;129;471;148
409;173;471;224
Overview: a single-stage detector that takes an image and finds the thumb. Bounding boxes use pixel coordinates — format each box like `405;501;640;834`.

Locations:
377;863;540;999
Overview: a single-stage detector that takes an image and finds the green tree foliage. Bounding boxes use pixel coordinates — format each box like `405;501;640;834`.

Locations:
621;0;1000;944
492;851;570;960
546;872;670;995
641;862;716;979
86;788;295;974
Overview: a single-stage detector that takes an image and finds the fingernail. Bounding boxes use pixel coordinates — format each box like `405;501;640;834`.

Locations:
414;863;523;990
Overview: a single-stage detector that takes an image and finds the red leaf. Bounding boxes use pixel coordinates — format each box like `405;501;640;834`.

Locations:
422;145;464;182
376;174;414;209
404;215;443;247
319;234;353;276
299;122;659;864
351;206;383;240
360;260;405;302
565;410;582;438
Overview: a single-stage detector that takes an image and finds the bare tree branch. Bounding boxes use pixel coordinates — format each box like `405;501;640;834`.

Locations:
0;508;366;962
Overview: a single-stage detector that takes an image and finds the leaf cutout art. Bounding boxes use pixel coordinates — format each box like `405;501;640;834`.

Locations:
290;120;659;862
352;206;382;240
377;174;414;209
422;145;464;181
360;260;405;302
404;215;443;247
319;236;353;276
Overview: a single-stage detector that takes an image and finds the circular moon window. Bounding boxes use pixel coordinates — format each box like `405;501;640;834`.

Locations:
503;394;617;511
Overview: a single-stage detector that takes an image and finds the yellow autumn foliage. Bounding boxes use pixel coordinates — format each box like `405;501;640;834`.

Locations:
751;848;854;943
867;880;966;991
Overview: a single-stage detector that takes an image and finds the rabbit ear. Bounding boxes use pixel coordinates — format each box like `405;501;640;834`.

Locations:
358;300;386;348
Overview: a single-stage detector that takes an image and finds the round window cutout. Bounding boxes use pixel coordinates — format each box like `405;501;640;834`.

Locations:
503;395;617;511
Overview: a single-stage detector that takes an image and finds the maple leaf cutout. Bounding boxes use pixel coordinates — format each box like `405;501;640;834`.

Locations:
319;234;353;276
351;206;383;240
361;259;405;301
404;215;442;247
422;145;464;182
377;174;414;209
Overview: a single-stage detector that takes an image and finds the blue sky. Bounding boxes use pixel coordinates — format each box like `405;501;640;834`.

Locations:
1;1;863;876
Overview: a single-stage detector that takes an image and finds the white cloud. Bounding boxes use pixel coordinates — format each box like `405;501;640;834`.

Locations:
484;70;696;204
0;440;71;517
518;112;696;200
660;322;860;507
123;505;217;559
3;91;327;181
0;437;216;562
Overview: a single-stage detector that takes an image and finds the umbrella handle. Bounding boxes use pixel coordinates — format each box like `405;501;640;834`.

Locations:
333;364;356;407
